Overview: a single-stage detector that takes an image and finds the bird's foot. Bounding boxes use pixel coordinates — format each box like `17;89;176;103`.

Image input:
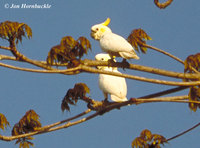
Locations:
107;58;116;67
121;59;130;70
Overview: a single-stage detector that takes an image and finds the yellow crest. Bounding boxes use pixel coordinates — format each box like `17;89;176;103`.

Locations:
101;18;110;26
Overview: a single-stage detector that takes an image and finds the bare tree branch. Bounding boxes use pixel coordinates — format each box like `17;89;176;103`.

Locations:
1;58;200;86
0;46;11;51
139;86;189;98
166;122;200;142
145;44;184;64
0;109;91;141
80;65;200;86
1;95;199;142
83;60;200;79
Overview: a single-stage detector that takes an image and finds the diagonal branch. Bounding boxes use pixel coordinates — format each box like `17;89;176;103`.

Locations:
145;44;199;73
166;122;200;142
145;44;184;64
1;95;200;142
0;109;91;141
139;86;189;98
0;46;11;51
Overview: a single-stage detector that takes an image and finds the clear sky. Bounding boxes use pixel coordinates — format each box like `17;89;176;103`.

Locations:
0;0;200;148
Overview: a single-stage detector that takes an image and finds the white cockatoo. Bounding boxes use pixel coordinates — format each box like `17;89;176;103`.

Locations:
95;53;128;102
91;18;139;60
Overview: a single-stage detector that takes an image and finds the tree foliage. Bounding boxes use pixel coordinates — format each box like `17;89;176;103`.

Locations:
0;113;10;131
0;21;32;44
127;28;152;53
12;110;41;148
0;1;200;147
61;83;90;112
184;53;200;73
132;129;167;148
46;36;91;67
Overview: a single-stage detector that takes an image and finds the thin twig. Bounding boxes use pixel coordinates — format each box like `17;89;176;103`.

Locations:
0;46;11;50
166;122;200;142
0;109;91;141
139;86;189;99
37;109;91;131
146;44;199;73
0;62;80;74
146;44;184;64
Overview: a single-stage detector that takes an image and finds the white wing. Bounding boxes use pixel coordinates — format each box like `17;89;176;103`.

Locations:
100;33;133;52
100;32;139;59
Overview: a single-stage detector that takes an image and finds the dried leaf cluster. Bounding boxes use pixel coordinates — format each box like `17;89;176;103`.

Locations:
132;129;167;148
154;0;173;9
0;113;10;131
0;21;32;44
61;83;90;112
12;110;41;148
184;53;200;73
188;86;200;112
183;53;200;111
127;29;152;53
46;36;91;67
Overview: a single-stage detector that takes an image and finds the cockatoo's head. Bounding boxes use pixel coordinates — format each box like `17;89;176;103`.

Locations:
91;18;112;40
95;53;116;70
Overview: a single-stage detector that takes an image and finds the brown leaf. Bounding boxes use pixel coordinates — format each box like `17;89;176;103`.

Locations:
18;140;34;148
60;36;77;49
127;28;152;53
132;137;145;148
0;113;10;131
140;129;152;141
12;110;39;148
154;0;173;9
77;36;91;58
188;86;200;112
47;36;92;66
61;83;90;112
184;53;200;73
12;109;41;136
132;129;167;148
0;21;32;44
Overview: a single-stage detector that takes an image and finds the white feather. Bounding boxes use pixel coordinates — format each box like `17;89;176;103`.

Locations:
100;32;139;59
95;53;128;102
91;18;139;60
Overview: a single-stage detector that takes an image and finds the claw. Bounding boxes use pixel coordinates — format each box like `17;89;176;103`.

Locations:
107;58;116;69
121;59;130;70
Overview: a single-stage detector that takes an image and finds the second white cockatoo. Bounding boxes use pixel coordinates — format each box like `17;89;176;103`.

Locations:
91;18;139;60
95;53;128;102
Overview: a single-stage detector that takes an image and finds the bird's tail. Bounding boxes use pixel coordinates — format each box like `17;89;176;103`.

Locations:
111;95;128;102
119;51;139;60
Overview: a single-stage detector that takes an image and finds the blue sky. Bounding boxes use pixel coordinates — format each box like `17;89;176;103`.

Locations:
0;0;200;147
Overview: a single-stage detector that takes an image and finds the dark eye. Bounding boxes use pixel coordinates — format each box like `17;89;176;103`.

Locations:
101;58;104;61
96;28;99;31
